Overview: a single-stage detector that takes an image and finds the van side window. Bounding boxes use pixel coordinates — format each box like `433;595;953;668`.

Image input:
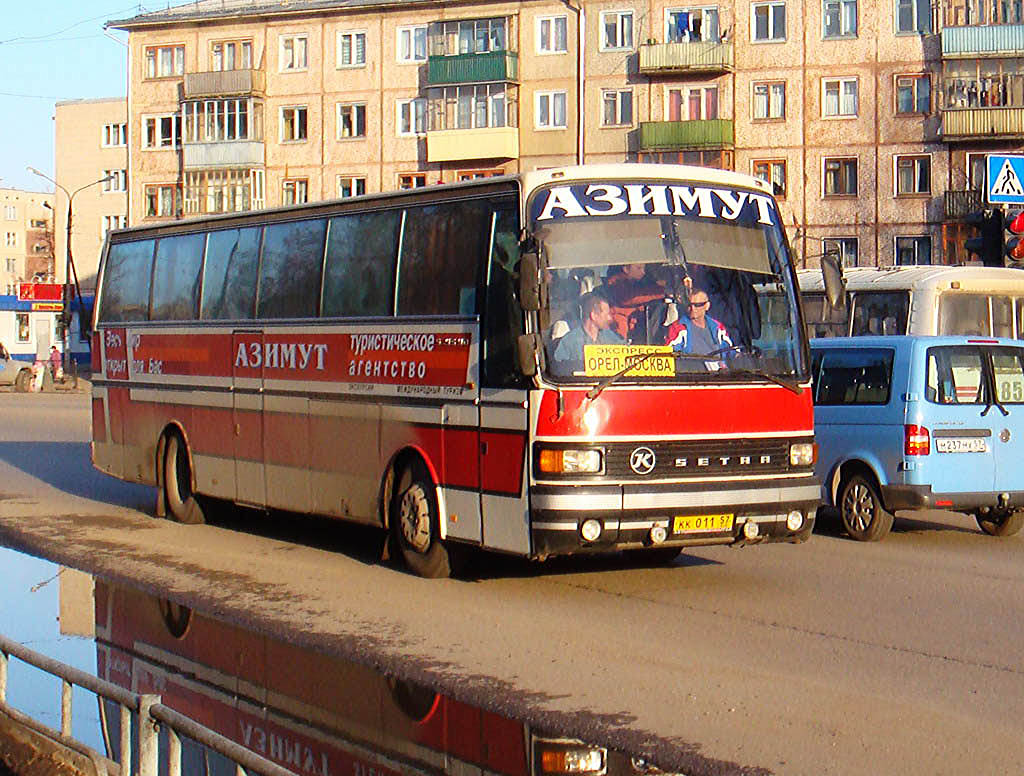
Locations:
813;348;894;405
850;292;908;336
938;294;990;336
927;346;987;405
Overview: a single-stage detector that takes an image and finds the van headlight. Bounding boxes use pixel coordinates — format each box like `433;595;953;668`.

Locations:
789;442;816;466
538;448;603;474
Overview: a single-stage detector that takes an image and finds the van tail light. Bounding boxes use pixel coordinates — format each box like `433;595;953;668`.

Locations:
904;424;930;456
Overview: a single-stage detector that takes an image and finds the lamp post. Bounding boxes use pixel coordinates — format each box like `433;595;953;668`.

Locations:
27;167;113;377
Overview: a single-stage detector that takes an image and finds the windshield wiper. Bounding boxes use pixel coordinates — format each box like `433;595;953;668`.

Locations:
586;349;666;400
727;368;803;395
981;394;1009;417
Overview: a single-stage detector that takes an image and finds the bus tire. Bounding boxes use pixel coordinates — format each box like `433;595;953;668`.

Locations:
975;508;1024;537
390;460;452;579
838;472;893;542
163;432;206;525
14;369;31;393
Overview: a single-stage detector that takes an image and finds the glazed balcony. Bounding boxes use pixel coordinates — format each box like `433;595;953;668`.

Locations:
942;23;1024;57
638;41;733;75
638;119;734;151
426;51;518;85
942;107;1024;140
183;69;265;98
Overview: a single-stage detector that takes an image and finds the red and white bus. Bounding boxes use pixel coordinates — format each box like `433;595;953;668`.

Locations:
91;164;818;577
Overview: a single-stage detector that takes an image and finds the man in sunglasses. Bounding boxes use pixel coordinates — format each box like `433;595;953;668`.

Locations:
664;287;733;358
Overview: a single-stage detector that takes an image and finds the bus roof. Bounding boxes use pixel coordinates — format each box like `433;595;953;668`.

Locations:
797;265;1024;293
520;163;774;197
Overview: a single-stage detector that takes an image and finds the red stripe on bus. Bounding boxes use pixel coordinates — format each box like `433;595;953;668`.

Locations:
91;398;107;444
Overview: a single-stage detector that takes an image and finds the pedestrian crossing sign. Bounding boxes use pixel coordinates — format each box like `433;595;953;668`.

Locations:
987;155;1024;204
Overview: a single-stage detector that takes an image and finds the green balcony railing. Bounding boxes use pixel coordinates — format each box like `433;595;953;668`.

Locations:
638;119;734;150
427;51;518;85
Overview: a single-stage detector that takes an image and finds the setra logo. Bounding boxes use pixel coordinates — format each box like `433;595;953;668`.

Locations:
629;446;657;475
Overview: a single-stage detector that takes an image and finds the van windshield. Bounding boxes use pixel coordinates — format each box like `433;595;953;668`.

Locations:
926;345;1024;405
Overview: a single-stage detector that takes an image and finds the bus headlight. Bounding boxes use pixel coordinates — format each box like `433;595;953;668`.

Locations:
789;442;816;466
538;448;603;474
536;742;607;776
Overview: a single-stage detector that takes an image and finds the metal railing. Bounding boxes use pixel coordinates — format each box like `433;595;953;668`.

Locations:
0;633;299;776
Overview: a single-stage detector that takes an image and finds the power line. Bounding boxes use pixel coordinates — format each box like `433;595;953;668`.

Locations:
0;4;139;46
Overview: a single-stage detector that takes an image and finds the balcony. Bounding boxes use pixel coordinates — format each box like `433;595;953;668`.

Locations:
638;41;733;75
638;119;734;151
184;141;265;170
944;189;986;220
942;23;1024;57
942;107;1024;140
427;51;518;85
426;126;518;163
184;69;265;98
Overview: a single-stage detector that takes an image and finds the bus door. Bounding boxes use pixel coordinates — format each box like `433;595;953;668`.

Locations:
478;388;530;554
232;330;266;506
440;395;482;545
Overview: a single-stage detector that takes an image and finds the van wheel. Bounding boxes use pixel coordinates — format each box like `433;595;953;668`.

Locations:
838;473;893;541
14;369;31;393
975;508;1024;537
163;433;206;525
390;461;452;579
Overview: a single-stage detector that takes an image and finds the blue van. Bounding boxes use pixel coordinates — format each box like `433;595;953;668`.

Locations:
810;335;1024;541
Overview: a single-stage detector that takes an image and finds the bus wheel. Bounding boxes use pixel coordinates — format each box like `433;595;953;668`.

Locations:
838;472;893;542
975;508;1024;537
163;433;206;525
390;461;451;579
14;369;31;393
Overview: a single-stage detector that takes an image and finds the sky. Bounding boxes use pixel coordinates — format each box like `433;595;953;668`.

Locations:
0;2;154;192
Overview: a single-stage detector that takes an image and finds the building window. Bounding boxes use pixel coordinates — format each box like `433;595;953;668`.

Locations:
896;0;931;33
145;185;179;218
102;170;127;193
337;176;367;198
753;160;787;197
212;40;252;71
824;157;858;196
6;258;16;273
251;170;265;210
600;11;634;50
30;219;47;229
668;86;718;120
143;114;182;149
102;215;127;236
823;0;857;37
536;91;568;129
427;84;514;131
823;77;858;117
4;206;15;220
666;7;720;42
32;243;48;254
399;173;428;189
428;19;508;56
538;15;568;53
602;89;633;126
280;106;308;142
752;2;786;41
337;103;367;138
184;99;260;143
16;313;29;342
102;123;127;147
397;25;427;62
338;31;367;67
896;74;930;114
5;233;15;247
184;169;254;215
145;45;184;78
397;98;427;135
282;179;308;205
457;169;505;180
280;34;308;71
753;81;785;119
896;236;931;265
824;237;859;267
896;155;930;195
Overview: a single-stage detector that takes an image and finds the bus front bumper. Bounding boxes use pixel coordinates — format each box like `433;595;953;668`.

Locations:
529;478;820;558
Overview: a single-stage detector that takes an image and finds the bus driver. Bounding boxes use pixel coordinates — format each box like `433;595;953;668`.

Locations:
551;292;625;376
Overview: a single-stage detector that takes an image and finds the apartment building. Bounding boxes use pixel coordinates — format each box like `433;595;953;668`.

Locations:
0;189;54;296
54;98;129;290
108;0;1015;268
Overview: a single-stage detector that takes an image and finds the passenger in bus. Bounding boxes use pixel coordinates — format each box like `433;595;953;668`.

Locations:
663;288;733;356
550;292;625;376
0;342;8;360
605;263;665;342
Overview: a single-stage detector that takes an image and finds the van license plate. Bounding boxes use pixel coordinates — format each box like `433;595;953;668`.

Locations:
672;513;734;533
935;438;987;453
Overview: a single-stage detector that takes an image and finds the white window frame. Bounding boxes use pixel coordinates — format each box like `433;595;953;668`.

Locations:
145;44;185;78
822;76;859;118
664;7;721;43
823;156;858;196
280;106;308;143
823;0;858;38
752;2;786;42
601;89;633;127
895;73;930;114
896;0;931;34
102;123;127;147
398;172;428;189
535;90;568;130
337;30;367;68
142;114;181;149
336;102;367;139
102;169;127;193
752;81;785;120
211;39;253;71
3;206;16;221
279;34;309;72
337;176;367;198
282;178;308;205
5;233;16;248
397;98;427;136
895;154;931;196
145;184;179;218
397;25;427;63
823;237;859;267
599;10;634;51
537;15;569;54
102;215;127;237
895;235;931;265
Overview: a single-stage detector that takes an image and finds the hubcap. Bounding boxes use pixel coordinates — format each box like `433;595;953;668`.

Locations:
843;482;874;532
399;484;432;553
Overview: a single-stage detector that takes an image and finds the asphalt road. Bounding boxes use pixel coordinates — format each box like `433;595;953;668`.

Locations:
0;392;1022;776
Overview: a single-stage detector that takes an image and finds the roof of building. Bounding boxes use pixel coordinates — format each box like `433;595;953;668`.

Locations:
108;0;443;28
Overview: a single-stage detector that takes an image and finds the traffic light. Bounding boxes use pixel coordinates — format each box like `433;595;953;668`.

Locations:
1005;209;1024;266
964;208;1005;266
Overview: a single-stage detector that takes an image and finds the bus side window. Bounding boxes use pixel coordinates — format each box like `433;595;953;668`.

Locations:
201;228;261;320
258;219;327;319
322;211;401;317
99;240;156;323
481;204;525;388
993;295;1013;338
151;233;206;321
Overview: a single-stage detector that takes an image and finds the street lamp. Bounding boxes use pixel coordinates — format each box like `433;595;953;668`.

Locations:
27;166;114;377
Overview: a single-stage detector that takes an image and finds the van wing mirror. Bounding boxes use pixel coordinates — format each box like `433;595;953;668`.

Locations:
517;333;539;377
820;252;846;310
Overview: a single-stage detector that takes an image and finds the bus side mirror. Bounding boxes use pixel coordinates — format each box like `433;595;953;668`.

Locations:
821;253;846;310
517;333;539;377
519;252;544;311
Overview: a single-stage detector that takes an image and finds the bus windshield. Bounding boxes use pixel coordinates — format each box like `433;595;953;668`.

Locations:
528;180;805;383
